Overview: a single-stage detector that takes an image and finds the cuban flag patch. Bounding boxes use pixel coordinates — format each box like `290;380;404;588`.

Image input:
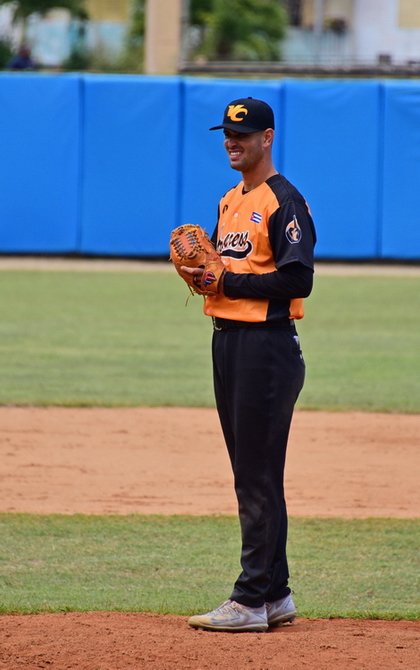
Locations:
250;211;262;224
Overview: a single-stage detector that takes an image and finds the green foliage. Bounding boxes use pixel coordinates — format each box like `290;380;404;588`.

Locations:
63;44;144;75
1;514;419;619
0;38;13;69
191;0;288;61
190;0;214;26
127;0;145;43
61;48;90;72
127;0;287;63
113;0;145;73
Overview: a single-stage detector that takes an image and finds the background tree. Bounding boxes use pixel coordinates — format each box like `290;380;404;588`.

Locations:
189;0;288;61
126;0;145;48
127;0;288;65
190;0;213;26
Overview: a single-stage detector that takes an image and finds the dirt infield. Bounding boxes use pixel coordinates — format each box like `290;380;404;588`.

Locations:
1;407;420;518
1;406;419;669
2;612;419;670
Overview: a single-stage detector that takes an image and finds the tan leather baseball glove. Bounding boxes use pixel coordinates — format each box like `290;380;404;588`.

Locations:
169;224;226;296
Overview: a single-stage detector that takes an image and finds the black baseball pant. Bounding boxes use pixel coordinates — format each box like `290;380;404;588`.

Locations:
212;319;305;608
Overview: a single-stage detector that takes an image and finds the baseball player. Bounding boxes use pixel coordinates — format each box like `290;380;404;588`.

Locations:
184;97;316;632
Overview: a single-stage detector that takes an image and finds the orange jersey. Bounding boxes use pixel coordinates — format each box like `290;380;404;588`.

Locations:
204;174;316;322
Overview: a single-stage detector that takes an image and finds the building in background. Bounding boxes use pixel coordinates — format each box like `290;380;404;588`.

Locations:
0;0;130;67
83;0;129;60
2;0;420;71
282;0;420;65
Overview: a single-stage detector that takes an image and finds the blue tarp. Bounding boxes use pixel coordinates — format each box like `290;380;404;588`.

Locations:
0;73;80;253
282;79;382;259
0;74;419;259
80;75;182;256
381;81;420;259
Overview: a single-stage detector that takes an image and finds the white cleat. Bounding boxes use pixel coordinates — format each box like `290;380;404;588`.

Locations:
188;599;268;632
266;593;297;627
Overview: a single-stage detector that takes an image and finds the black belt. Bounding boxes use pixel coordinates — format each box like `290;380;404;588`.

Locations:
213;317;294;331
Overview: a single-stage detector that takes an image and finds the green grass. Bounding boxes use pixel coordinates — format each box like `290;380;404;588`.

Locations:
298;275;420;412
0;514;418;619
290;517;420;619
0;270;214;407
0;270;419;411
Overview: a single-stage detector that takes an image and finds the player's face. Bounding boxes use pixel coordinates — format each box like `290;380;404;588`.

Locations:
223;129;265;173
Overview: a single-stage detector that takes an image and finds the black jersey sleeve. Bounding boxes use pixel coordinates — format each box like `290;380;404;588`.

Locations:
222;199;315;300
223;261;313;299
268;199;316;272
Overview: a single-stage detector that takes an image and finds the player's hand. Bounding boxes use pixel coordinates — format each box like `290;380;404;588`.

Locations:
180;266;204;289
180;266;204;278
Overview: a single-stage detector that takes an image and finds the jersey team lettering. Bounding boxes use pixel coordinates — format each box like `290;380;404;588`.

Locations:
216;230;254;260
285;215;302;244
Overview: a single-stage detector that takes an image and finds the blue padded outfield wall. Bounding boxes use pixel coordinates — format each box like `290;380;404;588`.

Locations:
80;75;182;256
381;82;420;260
0;74;81;253
1;73;420;260
281;80;382;258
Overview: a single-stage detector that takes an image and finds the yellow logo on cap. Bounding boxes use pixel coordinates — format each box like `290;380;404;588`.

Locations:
227;104;248;122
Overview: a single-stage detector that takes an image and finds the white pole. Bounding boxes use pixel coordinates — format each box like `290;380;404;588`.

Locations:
313;0;324;63
144;0;183;75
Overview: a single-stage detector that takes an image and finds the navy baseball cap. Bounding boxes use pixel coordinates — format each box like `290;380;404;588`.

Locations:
209;97;275;133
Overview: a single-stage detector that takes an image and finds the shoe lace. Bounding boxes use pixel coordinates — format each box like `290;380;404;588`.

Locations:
219;599;251;615
212;599;245;616
216;600;235;613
